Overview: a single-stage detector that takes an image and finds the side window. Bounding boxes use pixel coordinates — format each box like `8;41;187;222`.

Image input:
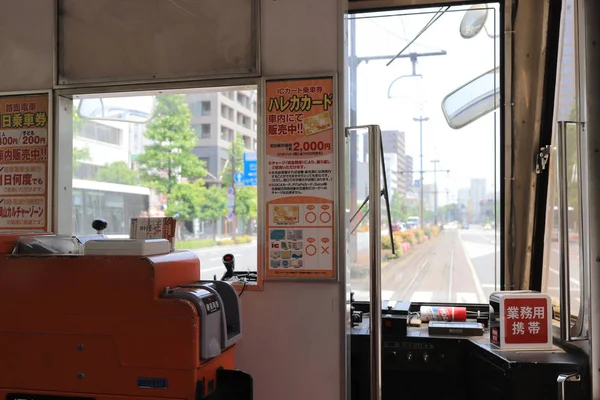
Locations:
542;0;585;336
72;88;260;285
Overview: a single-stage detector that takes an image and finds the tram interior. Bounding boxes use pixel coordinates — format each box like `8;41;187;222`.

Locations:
0;0;595;399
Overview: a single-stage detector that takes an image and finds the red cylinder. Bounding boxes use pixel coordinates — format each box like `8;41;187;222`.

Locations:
420;306;467;322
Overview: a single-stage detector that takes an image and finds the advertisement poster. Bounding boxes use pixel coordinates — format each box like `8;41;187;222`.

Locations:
265;77;335;279
0;95;49;231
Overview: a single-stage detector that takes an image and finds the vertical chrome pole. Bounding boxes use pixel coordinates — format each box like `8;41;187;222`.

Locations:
368;124;382;400
557;121;571;341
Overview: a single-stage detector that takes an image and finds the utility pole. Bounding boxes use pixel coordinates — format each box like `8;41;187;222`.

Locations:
413;116;428;228
431;159;439;225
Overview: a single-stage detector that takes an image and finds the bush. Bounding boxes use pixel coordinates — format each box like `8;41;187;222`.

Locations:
414;229;425;244
175;239;217;250
217;239;235;246
356;225;369;233
235;236;253;244
400;231;417;246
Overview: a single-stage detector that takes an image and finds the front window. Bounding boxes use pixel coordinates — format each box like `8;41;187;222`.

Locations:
348;4;501;304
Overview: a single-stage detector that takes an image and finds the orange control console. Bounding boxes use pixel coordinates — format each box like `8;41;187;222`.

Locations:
0;250;252;399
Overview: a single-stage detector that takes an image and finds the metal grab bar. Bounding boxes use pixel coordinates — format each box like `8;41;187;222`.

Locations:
556;121;587;341
368;125;382;400
557;372;581;399
557;121;571;341
345;124;383;400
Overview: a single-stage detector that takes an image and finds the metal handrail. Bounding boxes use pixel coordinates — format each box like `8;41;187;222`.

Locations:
557;121;587;341
368;125;382;400
345;124;383;400
557;121;571;341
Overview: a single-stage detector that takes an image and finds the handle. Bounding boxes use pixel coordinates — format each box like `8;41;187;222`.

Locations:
556;121;587;341
368;124;382;400
345;124;383;400
557;121;571;341
557;372;580;399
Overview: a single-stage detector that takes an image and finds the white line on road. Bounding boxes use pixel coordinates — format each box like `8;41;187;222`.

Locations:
456;292;479;303
400;258;430;299
457;233;486;303
549;267;581;286
481;283;497;289
350;290;395;302
448;250;454;301
547;286;580;292
410;291;433;302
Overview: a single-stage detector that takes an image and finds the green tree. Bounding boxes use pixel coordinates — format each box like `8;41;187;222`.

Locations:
72;107;91;173
136;94;207;204
167;181;206;222
221;132;258;236
97;161;139;185
221;132;245;187
198;185;228;241
235;187;258;234
390;191;406;222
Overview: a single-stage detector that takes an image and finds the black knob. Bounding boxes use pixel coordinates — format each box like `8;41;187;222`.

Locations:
92;219;108;234
221;253;235;281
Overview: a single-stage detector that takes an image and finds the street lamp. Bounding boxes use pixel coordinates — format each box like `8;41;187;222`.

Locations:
413;116;428;228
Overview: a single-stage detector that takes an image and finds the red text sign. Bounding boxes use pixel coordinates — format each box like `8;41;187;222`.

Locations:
504;297;549;344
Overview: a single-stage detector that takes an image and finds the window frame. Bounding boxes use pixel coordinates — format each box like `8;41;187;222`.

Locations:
55;78;264;291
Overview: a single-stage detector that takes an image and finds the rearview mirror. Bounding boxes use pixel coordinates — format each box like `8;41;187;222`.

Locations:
441;67;499;129
77;95;156;123
460;4;489;39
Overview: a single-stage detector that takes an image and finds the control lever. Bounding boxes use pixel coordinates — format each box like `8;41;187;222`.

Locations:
92;219;108;234
221;253;235;281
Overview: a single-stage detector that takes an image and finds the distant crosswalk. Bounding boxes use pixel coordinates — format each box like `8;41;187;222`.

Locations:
351;290;481;303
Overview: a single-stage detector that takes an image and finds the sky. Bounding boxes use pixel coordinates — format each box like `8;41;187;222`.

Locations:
351;4;500;205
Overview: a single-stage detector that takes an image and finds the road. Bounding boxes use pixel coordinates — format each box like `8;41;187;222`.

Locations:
191;226;581;315
193;241;258;280
351;225;499;304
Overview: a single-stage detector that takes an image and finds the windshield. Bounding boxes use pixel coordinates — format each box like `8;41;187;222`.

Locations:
347;4;501;304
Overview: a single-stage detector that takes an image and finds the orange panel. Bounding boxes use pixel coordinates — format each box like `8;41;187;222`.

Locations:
0;251;236;399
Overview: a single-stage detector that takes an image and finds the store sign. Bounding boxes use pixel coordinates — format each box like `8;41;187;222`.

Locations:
0;94;50;231
264;76;336;280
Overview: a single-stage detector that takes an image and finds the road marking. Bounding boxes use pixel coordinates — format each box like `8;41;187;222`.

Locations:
547;286;580;292
448;250;454;300
347;290;394;302
457;233;486;303
410;291;433;302
202;266;225;273
456;292;479;303
549;267;581;286
399;258;430;299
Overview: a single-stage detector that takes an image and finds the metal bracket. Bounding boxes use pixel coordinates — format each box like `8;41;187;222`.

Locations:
536;145;551;174
557;372;581;399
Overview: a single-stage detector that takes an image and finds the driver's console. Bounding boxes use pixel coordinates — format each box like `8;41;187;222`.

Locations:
350;299;588;400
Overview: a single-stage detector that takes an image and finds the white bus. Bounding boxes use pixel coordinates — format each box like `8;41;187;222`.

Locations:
72;179;150;236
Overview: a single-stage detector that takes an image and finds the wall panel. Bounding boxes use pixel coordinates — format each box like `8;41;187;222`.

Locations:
57;0;258;85
0;0;54;92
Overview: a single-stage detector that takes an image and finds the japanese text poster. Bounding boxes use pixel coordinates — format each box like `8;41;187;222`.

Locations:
0;95;49;231
265;77;335;279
